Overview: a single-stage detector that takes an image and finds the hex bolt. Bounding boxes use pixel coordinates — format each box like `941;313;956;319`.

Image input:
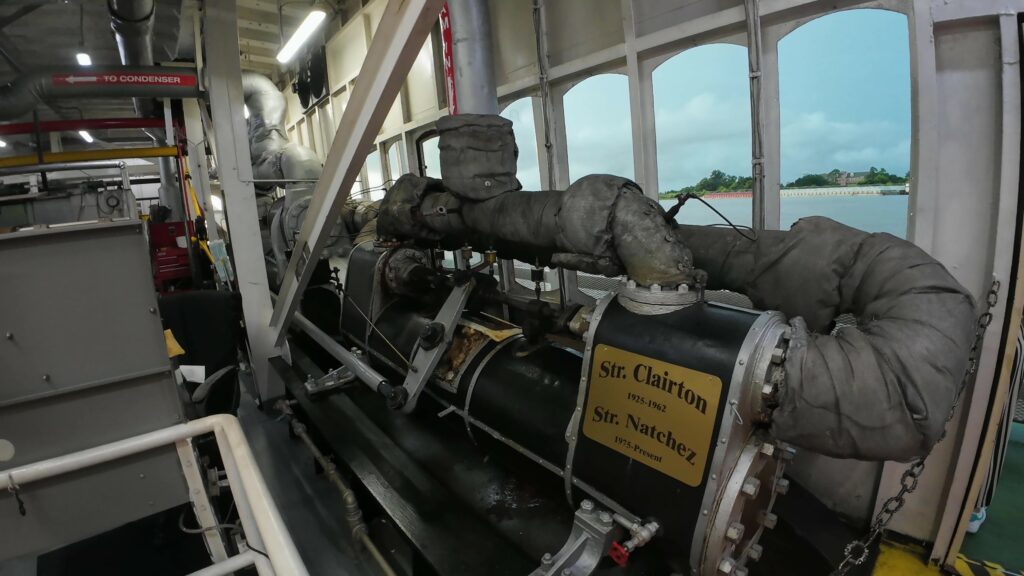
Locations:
561;570;571;576
761;383;774;398
779;445;797;461
771;347;786;364
580;499;594;512
740;477;761;498
717;557;736;574
747;544;763;562
759;511;778;530
734;568;749;576
148;307;156;314
541;553;553;565
41;374;50;383
775;479;790;495
759;443;776;457
4;332;12;340
598;511;613;525
725;522;745;543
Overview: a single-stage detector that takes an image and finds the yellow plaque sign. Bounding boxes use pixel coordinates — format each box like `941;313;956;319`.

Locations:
582;344;722;487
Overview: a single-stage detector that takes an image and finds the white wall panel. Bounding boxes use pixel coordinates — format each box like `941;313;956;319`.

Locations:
633;0;743;39
489;0;539;87
326;18;370;89
406;37;440;120
544;0;623;67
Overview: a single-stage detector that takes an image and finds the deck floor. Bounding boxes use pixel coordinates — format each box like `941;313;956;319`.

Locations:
961;423;1024;572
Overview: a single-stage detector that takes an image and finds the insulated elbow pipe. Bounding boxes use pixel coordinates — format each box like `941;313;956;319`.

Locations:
674;217;977;461
240;71;323;190
378;173;695;286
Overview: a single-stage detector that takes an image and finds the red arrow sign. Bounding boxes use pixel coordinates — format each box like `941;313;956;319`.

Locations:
52;73;197;87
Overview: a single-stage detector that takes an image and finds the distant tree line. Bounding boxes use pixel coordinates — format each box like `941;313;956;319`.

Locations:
660;169;753;198
660;166;909;198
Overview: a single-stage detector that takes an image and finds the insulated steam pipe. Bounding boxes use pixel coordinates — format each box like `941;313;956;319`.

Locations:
0;67;199;121
673;218;977;461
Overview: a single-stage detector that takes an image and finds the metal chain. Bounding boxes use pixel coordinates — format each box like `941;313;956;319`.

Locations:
830;279;1000;576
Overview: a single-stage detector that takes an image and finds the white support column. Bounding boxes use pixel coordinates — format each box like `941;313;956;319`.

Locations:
270;0;446;346
760;28;781;229
934;13;1021;565
906;0;941;252
182;98;220;242
622;0;658;198
203;0;280;399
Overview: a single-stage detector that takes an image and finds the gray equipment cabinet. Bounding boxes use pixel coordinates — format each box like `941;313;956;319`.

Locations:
0;219;187;560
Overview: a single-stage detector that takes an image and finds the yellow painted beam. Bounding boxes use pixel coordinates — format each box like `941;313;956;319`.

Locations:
0;146;178;168
871;540;1019;576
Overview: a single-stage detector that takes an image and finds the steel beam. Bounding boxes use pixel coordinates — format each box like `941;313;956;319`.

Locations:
0;146;177;168
204;0;281;399
270;0;446;346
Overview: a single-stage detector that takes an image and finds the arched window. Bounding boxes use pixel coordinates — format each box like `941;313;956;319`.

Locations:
386;140;405;182
419;133;441;178
563;74;634;183
500;97;542;190
653;43;752;227
364;149;385;201
779;9;910;237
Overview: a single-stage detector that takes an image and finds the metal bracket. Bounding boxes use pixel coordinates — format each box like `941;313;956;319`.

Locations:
304;363;357;397
530;500;618;576
398;279;475;413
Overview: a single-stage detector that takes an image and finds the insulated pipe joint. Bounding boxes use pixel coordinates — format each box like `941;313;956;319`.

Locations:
674;218;977;461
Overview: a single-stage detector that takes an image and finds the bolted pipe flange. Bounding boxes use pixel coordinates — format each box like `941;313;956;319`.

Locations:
758;511;778;530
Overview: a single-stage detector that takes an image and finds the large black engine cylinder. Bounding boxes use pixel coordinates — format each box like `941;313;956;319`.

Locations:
340;244;789;575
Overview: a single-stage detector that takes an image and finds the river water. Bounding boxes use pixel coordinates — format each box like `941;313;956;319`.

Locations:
660;195;909;238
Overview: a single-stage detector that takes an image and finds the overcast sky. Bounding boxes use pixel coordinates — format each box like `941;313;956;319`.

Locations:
501;9;910;192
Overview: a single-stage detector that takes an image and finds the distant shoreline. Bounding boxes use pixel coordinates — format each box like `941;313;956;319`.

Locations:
660;185;909;200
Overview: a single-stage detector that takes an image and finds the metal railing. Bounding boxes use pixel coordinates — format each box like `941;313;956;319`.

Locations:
2;414;309;576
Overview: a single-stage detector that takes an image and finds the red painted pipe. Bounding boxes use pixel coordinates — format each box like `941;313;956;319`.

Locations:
0;117;164;136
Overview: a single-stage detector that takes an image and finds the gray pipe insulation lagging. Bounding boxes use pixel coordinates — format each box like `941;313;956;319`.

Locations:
674;218;977;461
377;173;696;286
0;67;200;122
378;169;978;461
240;72;323;190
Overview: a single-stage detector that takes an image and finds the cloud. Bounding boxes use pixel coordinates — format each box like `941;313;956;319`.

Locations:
781;111;910;180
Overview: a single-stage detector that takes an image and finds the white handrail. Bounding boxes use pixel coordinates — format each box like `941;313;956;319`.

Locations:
2;414;309;576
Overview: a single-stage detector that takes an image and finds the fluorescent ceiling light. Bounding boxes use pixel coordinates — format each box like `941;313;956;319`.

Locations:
78;130;94;143
276;8;327;63
244;104;250;119
76;52;91;66
210;195;223;211
0;139;6;147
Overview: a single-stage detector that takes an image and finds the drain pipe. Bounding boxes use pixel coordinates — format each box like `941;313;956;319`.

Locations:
277;401;398;576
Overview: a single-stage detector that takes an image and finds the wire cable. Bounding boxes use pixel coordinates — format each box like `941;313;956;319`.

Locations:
681;192;758;241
